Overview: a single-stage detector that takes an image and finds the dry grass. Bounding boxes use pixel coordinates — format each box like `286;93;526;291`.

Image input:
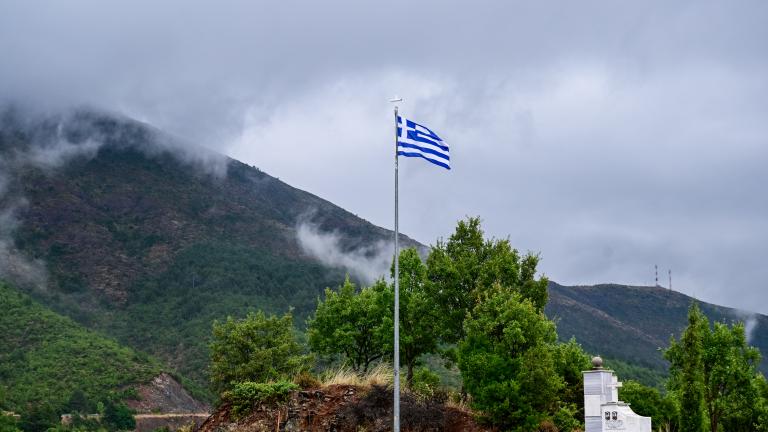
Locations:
363;363;393;387
320;364;394;388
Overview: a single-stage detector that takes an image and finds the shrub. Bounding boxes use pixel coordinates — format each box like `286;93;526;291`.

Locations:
102;400;135;431
224;381;299;419
293;370;321;389
209;311;310;393
410;367;445;402
552;403;581;432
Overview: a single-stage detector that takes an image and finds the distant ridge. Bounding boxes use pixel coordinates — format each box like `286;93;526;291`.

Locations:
546;281;768;377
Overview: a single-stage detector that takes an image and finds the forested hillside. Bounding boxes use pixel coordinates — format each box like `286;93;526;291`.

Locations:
0;108;418;389
0;280;162;412
547;282;768;385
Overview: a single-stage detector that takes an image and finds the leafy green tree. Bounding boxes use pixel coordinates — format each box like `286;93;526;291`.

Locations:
393;248;442;386
702;322;760;432
0;414;22;432
620;380;679;431
425;217;548;344
753;375;768;431
667;304;766;432
458;285;563;431
102;399;135;431
18;402;58;432
64;389;92;415
308;277;391;373
551;338;592;422
210;311;309;393
310;249;442;386
665;303;707;432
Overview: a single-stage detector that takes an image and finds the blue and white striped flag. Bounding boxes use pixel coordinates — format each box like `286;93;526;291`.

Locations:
397;116;450;170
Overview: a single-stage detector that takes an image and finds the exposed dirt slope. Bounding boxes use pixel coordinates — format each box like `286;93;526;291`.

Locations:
127;373;211;414
197;385;492;432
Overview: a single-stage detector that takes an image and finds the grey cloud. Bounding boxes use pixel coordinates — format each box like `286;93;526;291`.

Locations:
296;222;392;285
1;0;767;312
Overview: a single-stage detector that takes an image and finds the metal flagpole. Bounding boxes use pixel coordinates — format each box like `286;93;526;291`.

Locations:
390;98;402;432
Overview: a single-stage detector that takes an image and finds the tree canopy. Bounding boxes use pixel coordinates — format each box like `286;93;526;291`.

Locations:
666;303;765;432
308;277;391;373
209;311;309;393
425;217;548;344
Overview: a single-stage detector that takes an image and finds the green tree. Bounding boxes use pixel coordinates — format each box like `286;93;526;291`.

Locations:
210;311;309;393
393;248;442;386
665;303;707;432
620;380;679;431
64;389;92;415
308;277;391;373
458;285;563;431
702;322;761;432
18;402;58;432
102;399;135;431
425;217;548;344
0;414;22;432
551;338;592;422
667;304;765;432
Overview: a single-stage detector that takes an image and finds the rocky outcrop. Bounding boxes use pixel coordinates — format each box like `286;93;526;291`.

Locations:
126;373;210;414
197;385;492;432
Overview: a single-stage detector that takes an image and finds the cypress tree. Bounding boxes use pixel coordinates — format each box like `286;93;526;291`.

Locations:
668;303;707;432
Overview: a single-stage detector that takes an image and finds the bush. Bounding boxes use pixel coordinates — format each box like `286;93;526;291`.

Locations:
410;367;446;402
293;370;321;389
552;403;581;432
209;311;310;393
0;414;21;432
102;400;135;431
224;381;299;419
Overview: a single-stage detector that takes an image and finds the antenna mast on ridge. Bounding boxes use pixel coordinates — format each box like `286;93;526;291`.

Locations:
669;269;672;291
655;264;659;287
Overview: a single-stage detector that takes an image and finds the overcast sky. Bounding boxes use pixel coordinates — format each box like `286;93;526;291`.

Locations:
1;1;767;313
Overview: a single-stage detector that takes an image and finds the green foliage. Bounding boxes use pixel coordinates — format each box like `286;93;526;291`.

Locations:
458;286;563;431
551;338;592;419
602;357;668;390
666;303;707;432
101;400;135;431
393;248;443;385
0;414;21;432
108;242;344;391
426;216;548;345
224;381;298;419
620;380;679;431
666;303;765;432
210;311;310;393
409;367;442;401
65;390;93;415
552;403;581;432
0;281;160;415
308;277;391;373
309;248;443;386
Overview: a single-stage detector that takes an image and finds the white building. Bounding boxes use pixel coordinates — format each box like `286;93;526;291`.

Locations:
583;356;651;432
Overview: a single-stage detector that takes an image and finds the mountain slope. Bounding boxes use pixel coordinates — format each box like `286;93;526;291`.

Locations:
546;282;768;376
0;280;163;412
0;108;418;388
3;108;766;395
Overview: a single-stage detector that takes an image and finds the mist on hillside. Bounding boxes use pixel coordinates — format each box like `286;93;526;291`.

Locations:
296;221;393;285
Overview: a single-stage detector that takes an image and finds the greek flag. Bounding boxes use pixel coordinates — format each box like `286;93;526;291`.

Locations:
397;116;450;170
